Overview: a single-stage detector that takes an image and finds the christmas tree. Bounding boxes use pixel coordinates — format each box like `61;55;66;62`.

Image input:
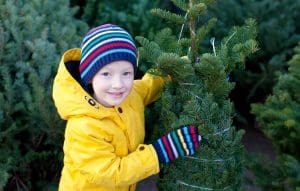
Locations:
136;0;258;190
200;0;300;125
72;0;165;37
251;43;300;190
0;0;87;190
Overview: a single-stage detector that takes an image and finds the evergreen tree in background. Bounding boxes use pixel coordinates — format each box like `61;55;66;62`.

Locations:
0;0;87;190
199;0;300;124
136;0;257;190
251;43;300;190
71;0;165;36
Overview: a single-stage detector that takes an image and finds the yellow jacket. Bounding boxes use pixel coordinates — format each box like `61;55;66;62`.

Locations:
52;48;164;191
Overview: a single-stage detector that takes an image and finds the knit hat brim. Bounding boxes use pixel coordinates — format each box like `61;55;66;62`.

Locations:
80;51;137;85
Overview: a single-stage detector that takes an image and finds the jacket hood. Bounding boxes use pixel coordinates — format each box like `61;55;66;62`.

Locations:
52;48;115;120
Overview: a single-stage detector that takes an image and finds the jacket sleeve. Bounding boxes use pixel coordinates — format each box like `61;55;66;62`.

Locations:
64;118;160;189
133;73;168;106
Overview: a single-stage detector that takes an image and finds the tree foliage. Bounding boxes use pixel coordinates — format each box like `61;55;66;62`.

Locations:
251;43;300;190
201;0;300;124
0;0;87;190
136;0;258;190
72;0;166;37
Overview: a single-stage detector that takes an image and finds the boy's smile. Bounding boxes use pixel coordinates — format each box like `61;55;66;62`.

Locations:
91;60;134;107
108;92;124;98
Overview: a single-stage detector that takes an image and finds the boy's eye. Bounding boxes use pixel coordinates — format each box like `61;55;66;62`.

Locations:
102;72;110;76
123;72;132;76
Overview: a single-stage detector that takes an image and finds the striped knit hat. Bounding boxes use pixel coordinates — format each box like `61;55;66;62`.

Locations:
79;24;137;86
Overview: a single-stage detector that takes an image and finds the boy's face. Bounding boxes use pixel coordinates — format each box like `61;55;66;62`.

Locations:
91;60;134;107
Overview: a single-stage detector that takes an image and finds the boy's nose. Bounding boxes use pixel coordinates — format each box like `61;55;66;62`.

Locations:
111;76;123;88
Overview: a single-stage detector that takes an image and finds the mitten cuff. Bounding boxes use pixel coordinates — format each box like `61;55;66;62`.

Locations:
153;140;169;163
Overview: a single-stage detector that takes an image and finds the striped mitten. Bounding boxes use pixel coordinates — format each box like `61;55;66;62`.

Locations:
153;125;201;163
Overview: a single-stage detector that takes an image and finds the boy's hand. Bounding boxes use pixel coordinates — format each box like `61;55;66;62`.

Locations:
153;125;201;163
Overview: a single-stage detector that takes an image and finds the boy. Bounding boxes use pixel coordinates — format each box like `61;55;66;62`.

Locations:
52;24;201;191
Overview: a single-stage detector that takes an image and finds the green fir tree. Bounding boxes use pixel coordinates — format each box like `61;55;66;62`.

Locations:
72;0;165;37
251;43;300;190
0;0;87;190
200;0;300;124
136;0;258;190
